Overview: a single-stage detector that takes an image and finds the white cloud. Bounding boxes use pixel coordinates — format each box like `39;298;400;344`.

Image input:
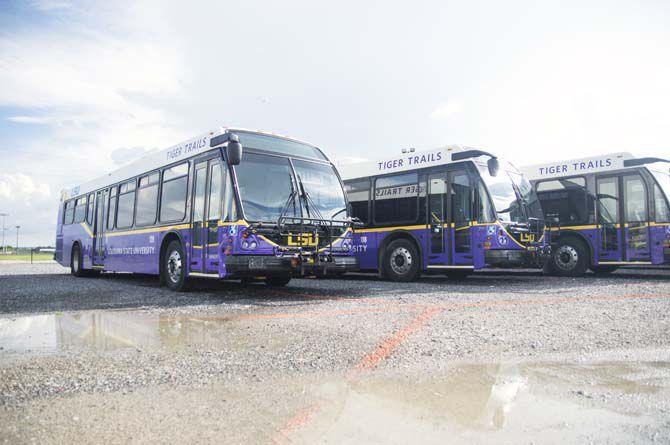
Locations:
429;102;464;121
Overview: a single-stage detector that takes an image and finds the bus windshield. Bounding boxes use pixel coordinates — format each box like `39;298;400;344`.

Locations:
234;153;299;223
234;152;347;223
477;163;525;223
292;160;348;220
508;171;544;220
650;167;670;201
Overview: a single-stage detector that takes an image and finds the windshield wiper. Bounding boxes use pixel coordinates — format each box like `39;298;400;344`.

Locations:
297;175;324;220
277;174;298;223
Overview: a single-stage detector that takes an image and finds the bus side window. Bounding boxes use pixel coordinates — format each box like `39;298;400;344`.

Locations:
536;177;588;224
64;200;75;225
136;172;160;227
654;184;670;223
475;180;495;223
73;197;87;223
160;163;189;223
345;179;370;225
86;193;95;225
373;173;418;224
116;179;137;229
107;186;118;230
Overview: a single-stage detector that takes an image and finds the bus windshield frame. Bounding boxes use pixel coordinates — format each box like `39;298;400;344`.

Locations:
233;148;348;225
476;160;542;224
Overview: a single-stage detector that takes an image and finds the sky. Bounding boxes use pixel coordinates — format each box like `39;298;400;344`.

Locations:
1;0;670;246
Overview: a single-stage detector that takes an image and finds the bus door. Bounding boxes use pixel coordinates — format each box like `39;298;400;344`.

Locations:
92;190;106;266
190;158;223;274
427;169;473;266
622;174;650;261
596;174;651;262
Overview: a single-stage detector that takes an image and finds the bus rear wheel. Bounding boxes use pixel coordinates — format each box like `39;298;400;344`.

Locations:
382;239;420;282
264;276;291;287
548;238;588;277
163;240;189;292
70;244;85;277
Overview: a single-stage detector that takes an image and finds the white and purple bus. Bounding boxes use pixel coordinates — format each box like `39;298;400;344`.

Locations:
340;146;548;281
522;153;670;276
55;128;358;290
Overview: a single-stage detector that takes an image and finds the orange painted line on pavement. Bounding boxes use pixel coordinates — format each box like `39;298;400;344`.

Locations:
271;402;323;444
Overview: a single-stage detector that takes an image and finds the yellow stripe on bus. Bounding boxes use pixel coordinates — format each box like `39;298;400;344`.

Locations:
105;223;192;238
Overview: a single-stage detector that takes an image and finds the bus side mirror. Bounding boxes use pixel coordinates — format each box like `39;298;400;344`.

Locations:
487;157;500;177
227;135;243;165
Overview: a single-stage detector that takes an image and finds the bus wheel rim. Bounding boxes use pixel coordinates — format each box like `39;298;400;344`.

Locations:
167;250;182;282
390;247;412;275
555;245;578;271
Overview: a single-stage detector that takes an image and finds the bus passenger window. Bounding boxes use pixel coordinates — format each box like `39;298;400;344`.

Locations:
374;173;419;224
107;186;118;230
160;163;189;222
64;200;75;225
536;177;588;224
116;179;137;228
73;197;87;223
136;173;159;227
655;184;670;222
86;193;94;225
345;179;370;224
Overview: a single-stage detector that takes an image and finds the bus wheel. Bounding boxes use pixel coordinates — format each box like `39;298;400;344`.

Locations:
383;239;420;282
590;265;619;275
264;276;291;287
550;239;588;277
163;240;189;291
70;244;85;277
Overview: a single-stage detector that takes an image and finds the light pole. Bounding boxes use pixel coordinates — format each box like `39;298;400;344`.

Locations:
15;225;20;254
0;213;8;255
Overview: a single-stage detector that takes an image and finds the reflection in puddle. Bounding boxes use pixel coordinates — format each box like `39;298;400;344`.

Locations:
300;362;670;443
0;311;229;355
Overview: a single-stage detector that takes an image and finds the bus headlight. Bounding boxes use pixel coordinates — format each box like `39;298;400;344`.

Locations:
242;241;249;249
250;241;258;250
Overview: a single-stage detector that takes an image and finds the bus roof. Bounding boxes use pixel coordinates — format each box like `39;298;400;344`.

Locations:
520;152;670;181
61;127;320;201
338;145;494;181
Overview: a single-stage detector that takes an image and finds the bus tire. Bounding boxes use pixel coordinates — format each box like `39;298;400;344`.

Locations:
590;265;619;275
549;238;589;277
163;240;189;292
264;276;291;287
382;239;420;282
70;244;85;277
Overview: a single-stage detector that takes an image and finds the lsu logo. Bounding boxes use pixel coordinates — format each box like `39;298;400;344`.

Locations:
287;233;318;247
519;233;535;243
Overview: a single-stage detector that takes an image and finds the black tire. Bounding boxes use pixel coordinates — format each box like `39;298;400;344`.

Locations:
445;269;471;280
264;276;291;287
70;244;85;277
590;265;619;275
548;238;589;277
162;240;189;291
382;239;420;282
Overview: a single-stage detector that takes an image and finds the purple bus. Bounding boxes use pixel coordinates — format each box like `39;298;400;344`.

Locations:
55;129;358;291
522;153;670;276
340;146;548;282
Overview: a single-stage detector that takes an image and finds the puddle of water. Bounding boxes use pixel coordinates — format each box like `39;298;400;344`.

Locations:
294;362;670;444
0;311;234;356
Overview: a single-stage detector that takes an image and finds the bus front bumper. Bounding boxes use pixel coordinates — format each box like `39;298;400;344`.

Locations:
485;246;550;268
224;254;359;277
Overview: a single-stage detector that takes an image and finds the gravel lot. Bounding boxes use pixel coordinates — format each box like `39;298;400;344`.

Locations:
1;262;669;444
